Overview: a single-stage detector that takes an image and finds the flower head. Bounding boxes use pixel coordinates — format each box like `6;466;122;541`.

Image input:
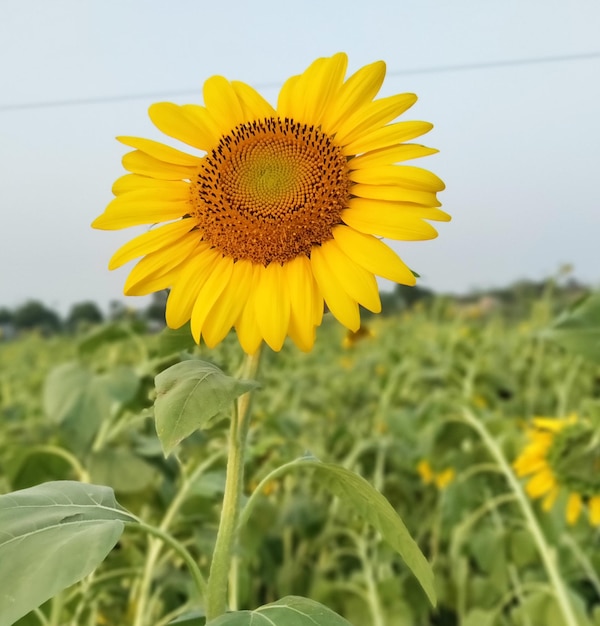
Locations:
93;53;448;353
514;415;600;526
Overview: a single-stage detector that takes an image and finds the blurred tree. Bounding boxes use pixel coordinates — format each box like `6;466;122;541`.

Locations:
66;301;104;331
0;307;13;324
145;290;168;324
13;301;62;334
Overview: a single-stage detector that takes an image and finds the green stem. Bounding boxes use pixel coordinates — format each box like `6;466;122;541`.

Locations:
460;409;579;626
131;451;223;626
125;520;207;599
238;457;311;531
205;350;261;622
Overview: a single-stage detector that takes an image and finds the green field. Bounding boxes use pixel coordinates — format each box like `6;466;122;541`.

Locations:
1;287;599;626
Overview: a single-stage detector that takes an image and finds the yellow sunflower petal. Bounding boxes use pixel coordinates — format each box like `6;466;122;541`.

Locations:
117;136;201;166
190;256;233;343
165;246;219;328
254;262;291;352
285;255;319;352
335;93;418;146
108;219;195;270
344;121;433;155
111;174;177;196
348;197;450;222
333;225;416;285
123;233;200;296
231;81;277;120
525;469;556;498
124;267;179;296
318;239;381;313
190;255;234;343
235;275;263;355
348;144;439;168
122;151;198;180
203;75;246;134
311;245;360;331
514;454;547;477
417;460;433;484
342;202;440;241
566;492;583;525
589;495;600;526
532;417;571;432
351;183;441;207
149;102;218;152
321;60;386;135
202;260;254;348
349;165;445;192
92;191;190;230
435;468;455;490
276;74;300;120
297;53;348;124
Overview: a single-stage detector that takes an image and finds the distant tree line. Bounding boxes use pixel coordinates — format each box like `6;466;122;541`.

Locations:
0;276;589;339
0;291;168;338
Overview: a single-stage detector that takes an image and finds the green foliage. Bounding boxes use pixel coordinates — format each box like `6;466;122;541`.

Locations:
0;482;134;626
154;360;259;456
544;291;600;363
308;460;435;604
205;596;353;626
2;289;600;625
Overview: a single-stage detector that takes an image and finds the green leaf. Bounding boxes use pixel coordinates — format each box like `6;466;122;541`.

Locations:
0;481;135;626
307;461;435;606
204;596;353;625
544;292;600;362
154;360;259;456
43;362;109;449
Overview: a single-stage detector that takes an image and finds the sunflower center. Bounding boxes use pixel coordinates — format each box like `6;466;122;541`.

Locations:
547;423;600;496
190;117;350;265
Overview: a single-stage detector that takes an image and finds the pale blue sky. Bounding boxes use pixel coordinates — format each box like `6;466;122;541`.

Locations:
1;0;599;314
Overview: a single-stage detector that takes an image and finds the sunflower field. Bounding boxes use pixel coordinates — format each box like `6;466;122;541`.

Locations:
1;286;599;626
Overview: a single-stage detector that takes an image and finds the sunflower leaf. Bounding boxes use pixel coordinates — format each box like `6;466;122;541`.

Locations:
307;461;436;606
0;481;135;626
544;292;600;363
154;360;259;456
201;596;353;625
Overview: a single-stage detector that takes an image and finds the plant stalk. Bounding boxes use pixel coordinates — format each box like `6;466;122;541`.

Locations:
205;350;261;621
460;409;578;626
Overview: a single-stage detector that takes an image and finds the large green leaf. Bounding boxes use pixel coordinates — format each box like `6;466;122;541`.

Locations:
0;481;135;626
204;596;353;625
544;292;600;362
154;360;259;456
304;460;435;605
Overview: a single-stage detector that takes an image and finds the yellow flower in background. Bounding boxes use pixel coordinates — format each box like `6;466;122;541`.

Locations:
342;324;375;348
514;415;600;526
93;53;448;353
417;460;455;490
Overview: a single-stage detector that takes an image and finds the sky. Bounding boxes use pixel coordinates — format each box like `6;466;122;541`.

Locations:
1;0;599;315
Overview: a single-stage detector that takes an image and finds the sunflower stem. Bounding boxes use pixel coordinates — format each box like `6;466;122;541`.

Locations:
205;349;261;622
459;409;579;626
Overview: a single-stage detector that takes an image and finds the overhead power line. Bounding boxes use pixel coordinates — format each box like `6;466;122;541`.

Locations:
1;51;599;113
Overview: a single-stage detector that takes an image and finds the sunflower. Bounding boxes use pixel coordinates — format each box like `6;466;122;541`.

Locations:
513;415;600;526
417;460;455;490
92;53;448;353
